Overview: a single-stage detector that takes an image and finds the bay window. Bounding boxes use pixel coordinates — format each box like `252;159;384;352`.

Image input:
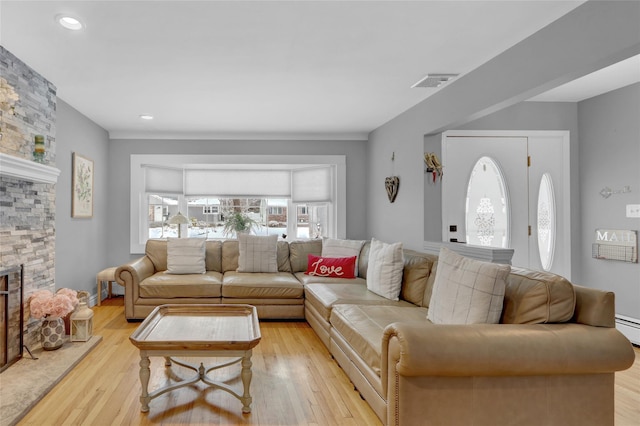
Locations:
130;155;346;253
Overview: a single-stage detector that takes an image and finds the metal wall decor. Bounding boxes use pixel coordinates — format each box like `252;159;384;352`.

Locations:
385;176;400;203
600;185;631;199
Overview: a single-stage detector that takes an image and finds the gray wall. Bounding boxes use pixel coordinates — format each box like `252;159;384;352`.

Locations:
368;1;639;250
578;83;640;318
55;99;111;298
107;138;368;266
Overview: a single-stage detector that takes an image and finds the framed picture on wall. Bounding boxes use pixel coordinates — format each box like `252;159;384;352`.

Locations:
72;152;94;218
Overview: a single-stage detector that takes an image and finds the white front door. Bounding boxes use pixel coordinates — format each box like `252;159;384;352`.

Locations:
442;135;529;267
441;131;571;278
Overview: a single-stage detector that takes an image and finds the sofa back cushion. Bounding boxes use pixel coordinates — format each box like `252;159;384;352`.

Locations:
289;239;322;272
222;240;239;272
400;250;437;307
358;241;371;278
276;241;292;272
205;240;223;272
501;267;576;324
146;239;168;271
222;239;291;272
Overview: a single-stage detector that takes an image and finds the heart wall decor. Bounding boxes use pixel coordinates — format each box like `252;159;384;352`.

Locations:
385;176;400;203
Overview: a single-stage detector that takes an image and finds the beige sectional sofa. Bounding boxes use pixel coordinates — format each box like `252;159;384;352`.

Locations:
116;238;635;426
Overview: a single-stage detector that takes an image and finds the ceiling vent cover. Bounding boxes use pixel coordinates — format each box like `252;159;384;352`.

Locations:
412;74;459;88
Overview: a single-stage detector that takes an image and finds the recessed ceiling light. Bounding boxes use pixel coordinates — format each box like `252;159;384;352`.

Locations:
139;115;154;120
56;14;84;31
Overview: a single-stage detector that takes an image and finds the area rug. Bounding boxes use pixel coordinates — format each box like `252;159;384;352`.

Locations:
0;335;102;426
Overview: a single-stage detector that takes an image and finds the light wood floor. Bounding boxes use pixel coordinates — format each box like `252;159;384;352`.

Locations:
18;297;640;426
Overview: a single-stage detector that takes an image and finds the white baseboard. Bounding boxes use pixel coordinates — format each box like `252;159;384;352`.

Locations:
616;314;640;346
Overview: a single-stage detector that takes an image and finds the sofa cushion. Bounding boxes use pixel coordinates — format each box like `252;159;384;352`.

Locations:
204;240;223;272
139;271;222;298
322;238;366;277
366;238;404;301
358;241;371;279
400;250;436;307
502;267;576;324
428;247;510;324
276;241;292;272
295;272;366;286
222;271;303;298
289;239;322;272
306;283;414;322
145;239;168;271
237;234;278;273
166;238;206;274
305;254;357;279
330;304;429;376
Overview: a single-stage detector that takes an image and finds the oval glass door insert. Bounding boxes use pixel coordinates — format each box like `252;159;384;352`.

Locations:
465;156;510;248
537;173;556;271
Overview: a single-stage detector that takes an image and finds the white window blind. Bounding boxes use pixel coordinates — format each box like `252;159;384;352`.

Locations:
291;166;333;203
184;169;291;197
143;165;183;193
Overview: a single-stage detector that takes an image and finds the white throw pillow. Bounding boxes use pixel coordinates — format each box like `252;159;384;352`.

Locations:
366;238;404;300
237;234;278;273
322;238;365;277
427;247;510;324
166;238;206;274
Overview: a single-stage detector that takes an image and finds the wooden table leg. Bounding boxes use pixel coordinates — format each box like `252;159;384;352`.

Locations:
139;353;151;412
240;350;253;413
96;278;102;306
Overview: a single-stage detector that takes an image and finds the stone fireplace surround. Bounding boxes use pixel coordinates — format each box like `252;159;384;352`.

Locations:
0;156;60;358
1;46;59;359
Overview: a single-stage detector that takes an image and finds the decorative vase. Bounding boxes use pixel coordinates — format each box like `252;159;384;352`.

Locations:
41;317;65;350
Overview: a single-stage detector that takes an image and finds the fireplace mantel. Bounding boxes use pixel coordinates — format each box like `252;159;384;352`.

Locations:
0;153;60;184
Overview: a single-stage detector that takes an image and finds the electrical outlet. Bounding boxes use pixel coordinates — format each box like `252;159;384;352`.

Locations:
449;225;457;232
627;204;640;218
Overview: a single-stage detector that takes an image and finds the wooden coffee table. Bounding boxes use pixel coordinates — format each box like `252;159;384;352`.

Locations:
129;304;261;413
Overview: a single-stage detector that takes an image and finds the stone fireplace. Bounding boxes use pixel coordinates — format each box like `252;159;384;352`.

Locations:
0;46;59;359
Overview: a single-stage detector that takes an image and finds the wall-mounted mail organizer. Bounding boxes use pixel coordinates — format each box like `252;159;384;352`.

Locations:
592;244;637;263
592;229;638;263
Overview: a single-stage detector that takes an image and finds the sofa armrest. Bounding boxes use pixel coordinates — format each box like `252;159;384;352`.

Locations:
572;284;616;327
116;256;155;318
116;256;155;287
381;322;634;392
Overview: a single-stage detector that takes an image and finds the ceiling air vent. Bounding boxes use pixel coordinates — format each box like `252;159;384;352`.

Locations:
411;74;458;89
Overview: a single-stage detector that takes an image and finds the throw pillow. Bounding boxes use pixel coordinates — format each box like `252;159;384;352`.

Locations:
322;238;365;277
237;234;278;273
305;254;357;278
427;247;510;324
366;238;404;300
166;238;206;274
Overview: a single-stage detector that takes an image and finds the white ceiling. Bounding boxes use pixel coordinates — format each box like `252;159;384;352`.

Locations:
4;0;627;140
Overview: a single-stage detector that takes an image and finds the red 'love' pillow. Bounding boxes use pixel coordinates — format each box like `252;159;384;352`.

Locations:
305;254;357;278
